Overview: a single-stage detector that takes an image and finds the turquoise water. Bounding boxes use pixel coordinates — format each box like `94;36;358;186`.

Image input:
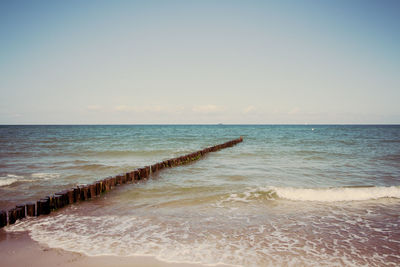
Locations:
1;125;400;266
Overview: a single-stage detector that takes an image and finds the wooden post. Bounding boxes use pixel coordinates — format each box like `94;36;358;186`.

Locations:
73;187;80;202
62;190;70;205
8;208;17;224
79;185;88;201
132;170;139;182
95;182;101;195
54;194;64;209
26;202;35;216
15;207;24;220
126;172;132;183
0;210;7;228
151;164;157;173
39;198;50;215
101;179;107;192
116;175;122;185
89;184;96;198
110;176;116;187
55;191;68;206
137;168;144;180
138;167;149;179
67;189;74;204
104;178;111;191
36;200;42;216
16;204;26;219
48;195;55;210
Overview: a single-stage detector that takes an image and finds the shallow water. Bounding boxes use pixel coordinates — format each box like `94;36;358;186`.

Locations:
1;125;400;266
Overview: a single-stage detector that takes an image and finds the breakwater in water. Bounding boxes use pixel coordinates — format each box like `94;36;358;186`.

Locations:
0;137;243;228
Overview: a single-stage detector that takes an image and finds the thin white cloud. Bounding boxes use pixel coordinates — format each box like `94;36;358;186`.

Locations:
287;107;300;115
87;105;102;111
114;105;134;112
243;105;256;114
114;105;185;113
192;105;225;114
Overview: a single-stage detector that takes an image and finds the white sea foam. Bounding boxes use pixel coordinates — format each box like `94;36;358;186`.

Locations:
31;173;60;180
0;174;23;186
0;178;18;186
7;209;399;267
269;186;400;202
0;173;59;187
216;186;400;205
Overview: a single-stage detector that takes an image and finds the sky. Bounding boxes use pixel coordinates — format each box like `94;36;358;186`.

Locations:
0;0;399;124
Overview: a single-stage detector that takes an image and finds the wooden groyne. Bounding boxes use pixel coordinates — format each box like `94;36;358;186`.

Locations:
0;137;243;228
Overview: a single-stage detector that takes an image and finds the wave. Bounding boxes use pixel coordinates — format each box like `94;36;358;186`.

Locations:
61;149;171;158
0;173;60;187
219;186;400;204
60;164;113;171
31;173;60;180
270;186;400;202
0;174;22;186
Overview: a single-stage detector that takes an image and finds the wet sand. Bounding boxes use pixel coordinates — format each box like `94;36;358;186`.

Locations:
0;230;209;267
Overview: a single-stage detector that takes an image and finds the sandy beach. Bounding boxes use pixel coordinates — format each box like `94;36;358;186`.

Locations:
0;230;210;267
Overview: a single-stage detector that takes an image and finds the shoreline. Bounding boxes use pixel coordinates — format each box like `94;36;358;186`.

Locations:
0;230;214;267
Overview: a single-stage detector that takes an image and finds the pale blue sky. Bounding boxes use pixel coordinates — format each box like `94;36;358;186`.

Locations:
1;0;399;124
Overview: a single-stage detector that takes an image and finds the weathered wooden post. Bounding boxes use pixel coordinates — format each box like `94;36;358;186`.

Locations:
137;168;145;180
79;185;88;201
89;184;96;198
101;179;107;192
15;206;23;220
151;164;157;173
0;210;7;228
67;190;74;204
95;182;101;195
36;200;42;216
16;206;24;219
54;194;64;209
126;172;132;183
56;190;69;206
115;175;122;185
16;204;26;219
48;195;55;210
121;173;127;184
110;177;114;188
26;202;35;216
38;198;50;215
53;194;61;209
104;178;111;191
132;170;139;182
8;208;17;224
73;187;80;202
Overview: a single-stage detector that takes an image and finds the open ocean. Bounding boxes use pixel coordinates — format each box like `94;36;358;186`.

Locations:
1;125;399;266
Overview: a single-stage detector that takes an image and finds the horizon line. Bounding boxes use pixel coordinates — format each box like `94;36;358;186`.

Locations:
1;123;399;126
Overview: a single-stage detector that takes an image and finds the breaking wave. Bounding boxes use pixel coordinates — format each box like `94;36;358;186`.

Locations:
0;174;22;186
270;186;400;202
219;186;400;204
0;173;60;187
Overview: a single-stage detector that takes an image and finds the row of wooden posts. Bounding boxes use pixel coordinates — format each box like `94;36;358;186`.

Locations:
0;137;243;228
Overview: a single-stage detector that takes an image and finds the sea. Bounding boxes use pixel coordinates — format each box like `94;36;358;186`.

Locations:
1;125;399;266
